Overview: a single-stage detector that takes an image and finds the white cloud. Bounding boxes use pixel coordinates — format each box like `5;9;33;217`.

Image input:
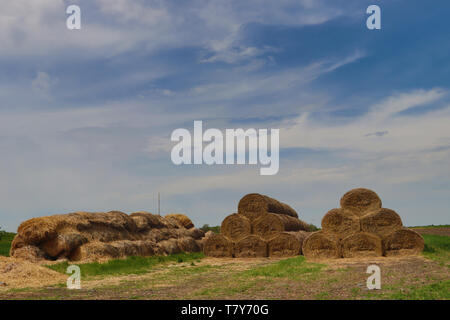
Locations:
281;88;450;155
0;0;351;59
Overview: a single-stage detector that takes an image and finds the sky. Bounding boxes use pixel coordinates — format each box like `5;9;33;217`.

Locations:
0;0;449;231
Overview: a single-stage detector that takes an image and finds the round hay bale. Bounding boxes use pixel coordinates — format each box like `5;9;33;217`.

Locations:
360;208;403;238
108;240;157;257
71;211;137;232
234;235;267;258
9;234;26;257
110;240;142;257
132;240;158;256
158;239;182;255
130;211;166;229
221;213;252;241
165;214;194;229
41;233;88;258
321;208;360;239
383;228;424;256
131;215;152;231
340;188;382;217
67;211;139;242
10;245;46;262
267;231;309;257
341;232;383;258
177;237;200;252
16;216;62;245
239;211;262;222
238;193;298;219
69;242;121;262
302;231;341;259
203;234;233;257
161;216;182;229
184;228;205;240
253;213;308;239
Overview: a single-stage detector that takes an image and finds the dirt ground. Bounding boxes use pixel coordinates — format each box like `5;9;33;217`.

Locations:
0;254;448;300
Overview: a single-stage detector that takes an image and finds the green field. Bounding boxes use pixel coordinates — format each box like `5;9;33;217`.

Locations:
422;234;450;265
0;232;15;257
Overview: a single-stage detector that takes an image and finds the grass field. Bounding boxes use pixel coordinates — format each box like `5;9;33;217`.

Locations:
0;226;448;300
0;232;15;257
47;252;205;277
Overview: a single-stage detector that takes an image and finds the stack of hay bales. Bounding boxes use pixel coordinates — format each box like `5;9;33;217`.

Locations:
302;188;424;259
204;193;310;258
10;211;204;262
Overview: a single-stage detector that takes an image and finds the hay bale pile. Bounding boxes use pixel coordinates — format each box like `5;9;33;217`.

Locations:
204;193;310;258
10;211;204;262
302;188;424;259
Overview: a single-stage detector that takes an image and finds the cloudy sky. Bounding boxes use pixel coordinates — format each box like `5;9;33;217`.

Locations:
1;0;449;231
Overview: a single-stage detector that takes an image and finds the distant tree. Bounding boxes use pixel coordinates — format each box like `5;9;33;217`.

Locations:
307;224;320;232
0;226;6;241
200;224;220;234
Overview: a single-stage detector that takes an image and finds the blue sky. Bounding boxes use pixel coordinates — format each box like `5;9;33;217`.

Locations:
0;0;449;231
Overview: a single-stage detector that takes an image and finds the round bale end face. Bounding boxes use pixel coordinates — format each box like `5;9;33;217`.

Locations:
238;194;268;215
203;234;233;258
267;233;301;257
360;208;403;237
340;188;382;217
384;228;425;257
341;232;383;258
321;208;361;238
253;214;283;239
302;232;341;259
221;213;252;241
234;235;267;258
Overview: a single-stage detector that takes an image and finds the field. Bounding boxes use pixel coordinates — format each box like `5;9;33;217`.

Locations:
0;232;15;257
0;227;448;300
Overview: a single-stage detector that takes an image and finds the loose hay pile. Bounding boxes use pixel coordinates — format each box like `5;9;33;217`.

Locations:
204;193;310;258
10;211;205;262
302;188;424;259
0;256;66;289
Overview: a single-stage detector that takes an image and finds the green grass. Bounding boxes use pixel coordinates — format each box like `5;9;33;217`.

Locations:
242;256;324;280
383;280;450;300
0;232;16;256
46;252;205;277
422;234;450;265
